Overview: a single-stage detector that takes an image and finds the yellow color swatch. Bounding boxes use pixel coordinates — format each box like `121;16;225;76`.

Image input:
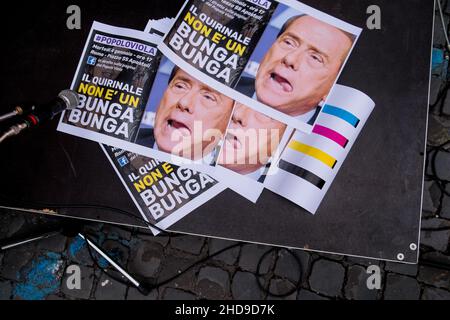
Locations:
288;140;337;169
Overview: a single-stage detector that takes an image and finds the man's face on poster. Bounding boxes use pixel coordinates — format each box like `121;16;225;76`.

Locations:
219;103;286;175
154;68;234;160
255;15;353;116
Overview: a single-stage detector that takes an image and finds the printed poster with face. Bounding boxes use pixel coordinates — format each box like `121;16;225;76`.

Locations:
57;22;224;176
135;57;269;201
159;0;362;133
101;144;226;235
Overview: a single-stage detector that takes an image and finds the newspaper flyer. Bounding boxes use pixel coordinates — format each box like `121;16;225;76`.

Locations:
91;19;225;235
158;0;362;133
55;20;271;202
57;15;376;216
101;144;226;235
57;22;221;174
264;84;376;213
97;19;226;234
145;18;175;36
134;56;235;166
134;53;279;201
58;22;161;143
143;18;270;201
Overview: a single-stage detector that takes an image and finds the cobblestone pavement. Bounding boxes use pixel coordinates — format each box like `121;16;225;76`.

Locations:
1;7;450;301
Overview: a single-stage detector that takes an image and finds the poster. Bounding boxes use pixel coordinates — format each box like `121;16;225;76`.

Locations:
159;0;362;132
101;145;225;235
99;20;226;235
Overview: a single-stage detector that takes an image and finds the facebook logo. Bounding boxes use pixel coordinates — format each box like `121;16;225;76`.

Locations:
118;156;129;167
87;56;97;66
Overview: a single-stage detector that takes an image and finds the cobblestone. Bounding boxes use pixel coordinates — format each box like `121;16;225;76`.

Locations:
197;266;230;299
309;259;345;298
420;229;450;252
231;271;262;300
384;274;421;300
61;265;94;300
1;244;35;281
429;77;441;103
421;286;450;300
208;238;240;265
344;265;378;300
421;218;450;229
433;14;449;48
440;184;450;219
274;250;309;285
434;151;450;181
101;240;129;266
418;265;450;289
36;234;67;253
267;279;297;300
427;115;450;146
0;281;12;300
170;235;205;255
12;252;65;300
3;215;25;238
441;196;450;219
422;182;438;213
94;273;127;300
238;244;274;274
421;251;450;265
128;240;163;279
157;254;199;291
67;236;94;267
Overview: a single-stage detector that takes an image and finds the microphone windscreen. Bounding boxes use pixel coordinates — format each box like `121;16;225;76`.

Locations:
58;90;79;110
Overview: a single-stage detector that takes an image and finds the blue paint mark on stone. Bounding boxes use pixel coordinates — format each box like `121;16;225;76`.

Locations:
94;247;123;269
13;252;64;300
96;254;109;269
69;236;86;259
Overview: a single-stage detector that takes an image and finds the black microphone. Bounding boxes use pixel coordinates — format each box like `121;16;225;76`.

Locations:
0;90;79;143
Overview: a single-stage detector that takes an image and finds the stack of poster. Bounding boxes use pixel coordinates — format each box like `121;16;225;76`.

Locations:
58;0;375;235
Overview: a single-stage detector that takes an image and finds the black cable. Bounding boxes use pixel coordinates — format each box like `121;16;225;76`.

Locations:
430;80;450;110
152;243;242;290
84;233;304;298
83;231;136;288
0;194;304;298
82;230;241;293
425;141;450;198
0;193;174;236
255;248;303;298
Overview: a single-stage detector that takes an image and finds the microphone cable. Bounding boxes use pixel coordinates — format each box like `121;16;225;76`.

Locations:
0;90;79;144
